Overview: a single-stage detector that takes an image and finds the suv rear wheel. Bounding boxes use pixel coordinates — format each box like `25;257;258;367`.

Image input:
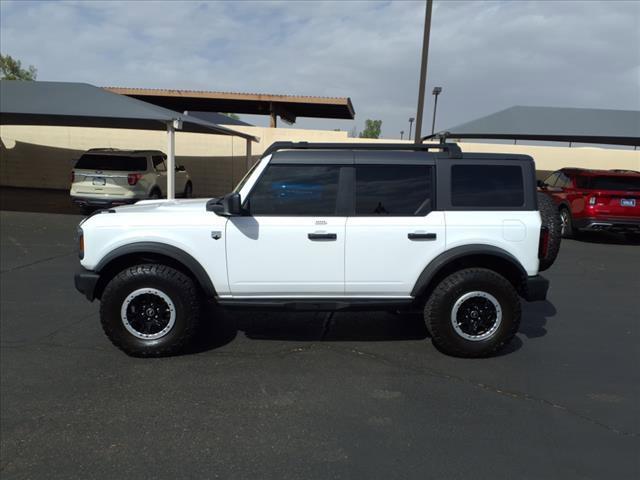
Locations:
100;264;201;357
424;268;521;357
559;206;574;238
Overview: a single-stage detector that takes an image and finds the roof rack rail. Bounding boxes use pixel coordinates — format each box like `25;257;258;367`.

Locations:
262;140;462;159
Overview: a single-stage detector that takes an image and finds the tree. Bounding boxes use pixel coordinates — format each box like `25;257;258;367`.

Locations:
359;119;382;139
0;54;37;80
223;113;241;120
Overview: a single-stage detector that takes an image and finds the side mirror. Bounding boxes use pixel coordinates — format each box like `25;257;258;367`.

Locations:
176;165;186;172
536;180;545;188
227;192;242;215
206;192;244;217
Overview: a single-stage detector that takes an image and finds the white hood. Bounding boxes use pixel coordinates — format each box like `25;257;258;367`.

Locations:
112;198;211;214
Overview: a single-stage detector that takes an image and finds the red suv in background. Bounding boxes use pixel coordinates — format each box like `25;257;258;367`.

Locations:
538;168;640;239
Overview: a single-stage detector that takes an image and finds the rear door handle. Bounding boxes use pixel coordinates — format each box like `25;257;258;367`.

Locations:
308;232;337;241
408;232;437;240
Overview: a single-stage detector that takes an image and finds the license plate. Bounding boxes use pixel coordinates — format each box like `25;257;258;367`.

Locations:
620;198;636;207
92;177;106;186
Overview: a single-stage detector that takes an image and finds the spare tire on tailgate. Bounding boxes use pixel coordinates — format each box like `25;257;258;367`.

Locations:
537;192;561;271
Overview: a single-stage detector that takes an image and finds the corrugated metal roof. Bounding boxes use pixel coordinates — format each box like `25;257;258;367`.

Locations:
433;106;640;146
0;80;257;142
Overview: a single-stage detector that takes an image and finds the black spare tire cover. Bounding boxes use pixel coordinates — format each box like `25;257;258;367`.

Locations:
537;192;562;271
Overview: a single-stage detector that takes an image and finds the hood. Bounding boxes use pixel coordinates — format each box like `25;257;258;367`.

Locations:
112;198;211;214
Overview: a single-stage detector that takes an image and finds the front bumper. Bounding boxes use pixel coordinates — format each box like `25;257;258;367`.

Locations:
522;275;549;302
573;217;640;233
74;269;100;301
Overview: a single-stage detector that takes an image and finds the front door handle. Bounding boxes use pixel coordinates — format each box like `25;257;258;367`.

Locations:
308;232;337;241
408;232;437;240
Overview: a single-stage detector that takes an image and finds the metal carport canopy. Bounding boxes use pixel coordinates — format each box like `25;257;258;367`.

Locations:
0;80;258;198
427;106;640;147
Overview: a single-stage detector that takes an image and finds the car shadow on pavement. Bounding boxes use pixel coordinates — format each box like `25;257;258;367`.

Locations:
187;300;556;356
495;300;556;356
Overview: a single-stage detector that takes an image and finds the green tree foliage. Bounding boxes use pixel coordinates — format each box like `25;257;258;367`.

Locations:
359;119;382;139
223;113;241;120
0;54;37;80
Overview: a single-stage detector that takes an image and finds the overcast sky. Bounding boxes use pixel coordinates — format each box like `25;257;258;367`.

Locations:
1;0;639;138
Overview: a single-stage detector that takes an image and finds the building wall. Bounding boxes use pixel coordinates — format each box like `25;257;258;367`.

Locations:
1;124;638;197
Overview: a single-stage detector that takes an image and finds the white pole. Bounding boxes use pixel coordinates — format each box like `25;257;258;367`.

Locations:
246;138;252;171
167;122;175;199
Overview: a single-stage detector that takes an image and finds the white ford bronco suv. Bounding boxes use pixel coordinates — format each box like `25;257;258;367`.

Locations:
70;148;193;213
74;141;558;358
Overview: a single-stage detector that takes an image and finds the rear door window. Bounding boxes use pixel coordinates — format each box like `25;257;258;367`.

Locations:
248;165;341;215
451;165;524;207
75;154;147;171
544;172;559;186
355;165;433;216
152;156;167;172
556;172;571;188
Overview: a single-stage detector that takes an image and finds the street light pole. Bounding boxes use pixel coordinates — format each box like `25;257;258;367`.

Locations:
431;86;442;135
408;117;414;140
400;130;404;140
414;0;433;144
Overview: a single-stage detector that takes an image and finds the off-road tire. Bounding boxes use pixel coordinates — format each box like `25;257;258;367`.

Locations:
149;188;162;200
424;268;521;358
537;192;562;270
100;264;201;357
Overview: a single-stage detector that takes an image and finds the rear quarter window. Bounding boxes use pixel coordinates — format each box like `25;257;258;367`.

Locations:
451;164;524;207
581;176;640;191
74;154;147;171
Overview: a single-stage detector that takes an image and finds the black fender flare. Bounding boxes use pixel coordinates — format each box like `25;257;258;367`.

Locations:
410;244;528;297
95;242;216;298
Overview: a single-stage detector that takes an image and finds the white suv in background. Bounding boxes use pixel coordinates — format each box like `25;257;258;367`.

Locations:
70;148;193;212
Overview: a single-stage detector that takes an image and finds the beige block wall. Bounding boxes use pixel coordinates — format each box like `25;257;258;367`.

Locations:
1;124;638;196
0;125;350;196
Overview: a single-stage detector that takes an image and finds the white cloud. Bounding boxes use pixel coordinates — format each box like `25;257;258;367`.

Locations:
1;0;639;137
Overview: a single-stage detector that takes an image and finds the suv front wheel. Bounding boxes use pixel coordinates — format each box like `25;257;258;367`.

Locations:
424;268;521;358
100;264;201;357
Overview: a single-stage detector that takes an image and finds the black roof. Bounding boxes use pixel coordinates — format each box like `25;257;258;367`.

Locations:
430;106;640;147
0;80;257;141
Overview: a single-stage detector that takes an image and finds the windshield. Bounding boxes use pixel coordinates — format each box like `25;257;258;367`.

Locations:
74;154;147;171
579;175;640;191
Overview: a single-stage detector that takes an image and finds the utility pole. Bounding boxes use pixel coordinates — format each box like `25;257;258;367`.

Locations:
431;86;442;135
414;0;433;144
408;118;414;140
400;130;404;140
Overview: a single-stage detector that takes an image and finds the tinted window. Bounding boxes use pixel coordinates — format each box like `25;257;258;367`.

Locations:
75;154;147;171
452;165;524;207
587;176;640;191
556;172;571;188
248;165;340;215
355;165;433;216
544;172;559;186
152;156;166;172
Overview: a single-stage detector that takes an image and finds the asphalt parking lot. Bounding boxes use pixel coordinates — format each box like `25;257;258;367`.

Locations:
1;209;639;479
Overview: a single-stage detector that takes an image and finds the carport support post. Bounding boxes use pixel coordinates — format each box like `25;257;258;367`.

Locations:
167;121;176;199
246;138;252;172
